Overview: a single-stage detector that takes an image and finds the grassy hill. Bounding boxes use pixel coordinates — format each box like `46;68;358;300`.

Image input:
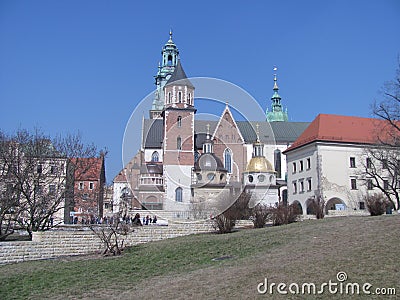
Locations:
0;215;399;299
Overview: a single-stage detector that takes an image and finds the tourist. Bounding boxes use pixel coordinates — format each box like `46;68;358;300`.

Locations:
152;215;157;224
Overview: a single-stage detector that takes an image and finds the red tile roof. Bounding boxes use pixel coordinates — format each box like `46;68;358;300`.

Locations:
72;157;104;181
284;114;390;153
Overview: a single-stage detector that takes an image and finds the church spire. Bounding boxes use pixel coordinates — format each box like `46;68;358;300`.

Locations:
150;31;180;119
266;66;289;122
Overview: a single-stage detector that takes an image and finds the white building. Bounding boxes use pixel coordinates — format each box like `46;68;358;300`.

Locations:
284;114;397;215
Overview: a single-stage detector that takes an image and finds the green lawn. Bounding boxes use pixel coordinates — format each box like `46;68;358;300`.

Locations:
0;215;399;299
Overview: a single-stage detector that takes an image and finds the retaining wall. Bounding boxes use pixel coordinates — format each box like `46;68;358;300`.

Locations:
0;221;215;265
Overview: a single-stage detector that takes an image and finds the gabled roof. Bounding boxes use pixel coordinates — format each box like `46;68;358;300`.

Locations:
212;104;245;144
165;60;194;88
284;114;384;153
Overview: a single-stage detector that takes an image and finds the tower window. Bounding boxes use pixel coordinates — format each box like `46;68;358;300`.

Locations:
188;93;191;104
177;116;182;127
151;151;159;162
177;137;182;150
168;92;171;104
175;187;182;202
178;92;182;103
168;55;173;66
224;148;232;173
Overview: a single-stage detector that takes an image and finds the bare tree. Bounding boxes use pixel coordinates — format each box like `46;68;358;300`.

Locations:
365;62;400;210
0;129;100;238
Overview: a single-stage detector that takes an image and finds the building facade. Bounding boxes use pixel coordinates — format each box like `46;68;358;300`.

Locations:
284;114;398;215
113;33;309;217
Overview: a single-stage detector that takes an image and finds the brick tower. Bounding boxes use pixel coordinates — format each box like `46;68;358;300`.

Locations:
162;60;196;211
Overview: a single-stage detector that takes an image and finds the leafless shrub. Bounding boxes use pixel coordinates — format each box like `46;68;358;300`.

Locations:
250;204;270;228
212;192;251;234
364;194;390;216
90;216;133;256
269;203;301;226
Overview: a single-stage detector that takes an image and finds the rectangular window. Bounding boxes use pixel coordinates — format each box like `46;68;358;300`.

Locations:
366;157;372;169
307;158;311;169
50;165;57;174
49;184;56;194
384;180;389;190
89;182;94;190
300;160;304;172
292;162;297;173
359;201;365;210
382;159;388;169
79;182;84;190
37;164;43;174
351;178;357;190
350;157;356;168
300;181;304;192
293;182;297;194
307;178;312;191
367;179;374;190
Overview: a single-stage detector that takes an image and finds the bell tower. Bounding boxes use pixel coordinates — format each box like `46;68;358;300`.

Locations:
162;60;196;210
150;30;180;119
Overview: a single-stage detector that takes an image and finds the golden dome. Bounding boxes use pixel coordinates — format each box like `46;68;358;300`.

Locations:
246;156;275;173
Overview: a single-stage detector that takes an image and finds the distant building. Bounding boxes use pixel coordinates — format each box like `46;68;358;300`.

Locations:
72;155;105;223
283;114;396;215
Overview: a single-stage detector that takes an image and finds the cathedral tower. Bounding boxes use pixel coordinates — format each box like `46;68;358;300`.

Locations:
162;60;196;210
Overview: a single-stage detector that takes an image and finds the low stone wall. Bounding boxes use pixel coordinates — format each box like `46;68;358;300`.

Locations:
0;221;215;265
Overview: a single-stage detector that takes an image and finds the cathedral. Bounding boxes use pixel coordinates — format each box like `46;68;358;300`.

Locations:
112;32;309;218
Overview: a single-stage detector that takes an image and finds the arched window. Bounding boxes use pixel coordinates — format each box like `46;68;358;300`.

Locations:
151;151;159;162
175;187;183;202
177;137;182;150
168;55;173;66
224;148;232;173
178;92;182;103
177;116;182;127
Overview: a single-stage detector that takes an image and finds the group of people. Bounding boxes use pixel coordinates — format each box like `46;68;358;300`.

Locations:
131;213;157;226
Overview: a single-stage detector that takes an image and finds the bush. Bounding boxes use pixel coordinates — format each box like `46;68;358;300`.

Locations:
269;203;301;226
212;192;251;234
365;194;389;216
250;204;270;228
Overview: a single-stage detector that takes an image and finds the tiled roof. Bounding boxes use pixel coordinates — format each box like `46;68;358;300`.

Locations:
284;114;385;153
73;157;104;181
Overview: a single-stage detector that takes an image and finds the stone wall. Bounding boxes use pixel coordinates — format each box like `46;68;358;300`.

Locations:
0;221;215;265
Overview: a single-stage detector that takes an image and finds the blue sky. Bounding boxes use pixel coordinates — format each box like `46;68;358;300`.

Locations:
1;0;399;183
